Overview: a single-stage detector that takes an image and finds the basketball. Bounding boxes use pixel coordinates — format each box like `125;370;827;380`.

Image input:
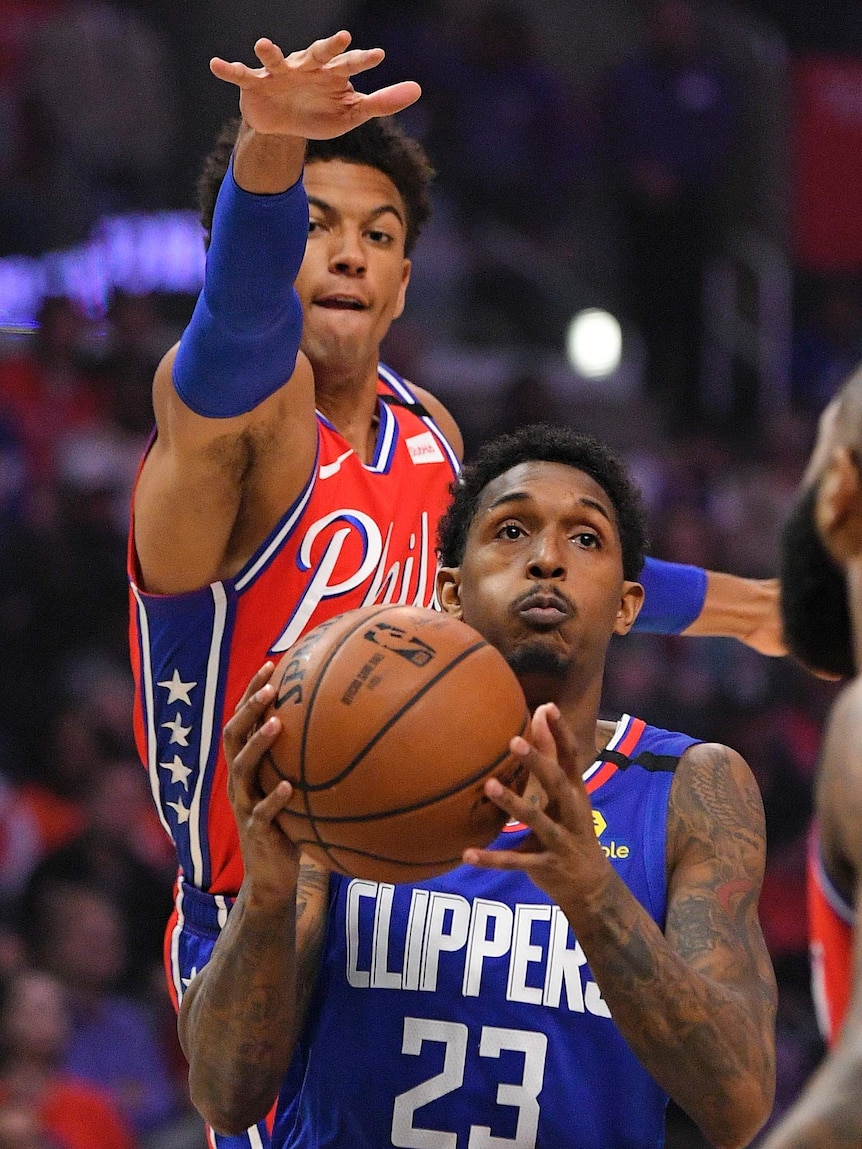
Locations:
258;603;531;884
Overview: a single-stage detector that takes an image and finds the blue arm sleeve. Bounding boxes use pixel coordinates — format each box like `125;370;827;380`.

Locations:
172;159;308;418
633;557;708;635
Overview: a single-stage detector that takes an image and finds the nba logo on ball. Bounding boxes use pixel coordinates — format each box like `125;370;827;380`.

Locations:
259;604;530;883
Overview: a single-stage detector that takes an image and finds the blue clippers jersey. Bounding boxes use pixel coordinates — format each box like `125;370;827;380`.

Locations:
272;715;699;1149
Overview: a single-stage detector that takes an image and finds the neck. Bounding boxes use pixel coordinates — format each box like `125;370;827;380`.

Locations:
314;365;382;461
522;671;606;776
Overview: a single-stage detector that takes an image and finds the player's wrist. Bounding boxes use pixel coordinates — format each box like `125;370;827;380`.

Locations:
241;870;300;915
233;124;306;193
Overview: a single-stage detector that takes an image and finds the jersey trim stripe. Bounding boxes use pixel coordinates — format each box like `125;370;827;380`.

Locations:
131;583;176;843
617;715;646;756
378;363;461;474
369;395;397;473
585;762;617;795
170;880;185;1007
188;582;229;887
315;383;399;475
504;715;639;831
812;829;854;924
234;444;319;592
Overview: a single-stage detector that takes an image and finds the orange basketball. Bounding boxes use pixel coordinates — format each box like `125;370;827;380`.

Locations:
258;604;531;884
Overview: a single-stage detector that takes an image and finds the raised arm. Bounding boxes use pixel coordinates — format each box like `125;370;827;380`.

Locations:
635;557;785;655
466;706;777;1149
178;665;330;1135
133;32;421;594
760;679;862;1148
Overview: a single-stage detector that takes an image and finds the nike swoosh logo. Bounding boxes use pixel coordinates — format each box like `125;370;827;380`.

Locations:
319;448;355;479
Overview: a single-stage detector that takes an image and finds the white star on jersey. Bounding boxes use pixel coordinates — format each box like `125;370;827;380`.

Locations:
162;713;192;747
157;669;197;706
181;965;199;989
167;798;191;825
159;755;192;788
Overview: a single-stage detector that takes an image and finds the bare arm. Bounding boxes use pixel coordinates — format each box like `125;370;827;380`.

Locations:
466;706;777;1149
682;570;786;656
760;680;862;1148
178;665;329;1134
134;33;422;594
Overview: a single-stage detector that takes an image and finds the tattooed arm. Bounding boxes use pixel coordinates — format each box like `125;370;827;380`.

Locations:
759;680;862;1149
466;705;777;1149
178;665;330;1135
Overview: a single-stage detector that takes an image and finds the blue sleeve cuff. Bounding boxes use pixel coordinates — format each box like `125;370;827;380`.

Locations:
173;159;308;418
633;557;708;635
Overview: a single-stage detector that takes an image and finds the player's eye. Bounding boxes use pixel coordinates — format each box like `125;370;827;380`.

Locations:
497;522;525;540
573;531;600;548
308;218;324;235
367;228;394;245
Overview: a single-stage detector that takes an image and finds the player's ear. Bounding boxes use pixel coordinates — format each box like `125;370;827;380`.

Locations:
436;567;463;619
614;580;645;636
816;446;862;563
392;258;411;321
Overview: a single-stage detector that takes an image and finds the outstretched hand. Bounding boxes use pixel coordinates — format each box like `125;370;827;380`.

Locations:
463;704;613;910
210;31;421;140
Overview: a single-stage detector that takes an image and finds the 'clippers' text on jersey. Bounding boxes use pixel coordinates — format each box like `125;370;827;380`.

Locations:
272;715;699;1149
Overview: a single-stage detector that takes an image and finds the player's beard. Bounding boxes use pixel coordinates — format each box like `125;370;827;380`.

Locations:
506;641;571;679
779;483;855;678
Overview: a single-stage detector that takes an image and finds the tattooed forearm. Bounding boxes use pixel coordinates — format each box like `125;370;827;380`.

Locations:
179;864;329;1135
180;892;298;1132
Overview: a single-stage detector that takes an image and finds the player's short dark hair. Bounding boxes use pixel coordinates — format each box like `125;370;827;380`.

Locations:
196;117;434;254
438;424;648;580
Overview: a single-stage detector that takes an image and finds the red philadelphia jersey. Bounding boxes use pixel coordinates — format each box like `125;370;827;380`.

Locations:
808;823;854;1045
128;366;459;898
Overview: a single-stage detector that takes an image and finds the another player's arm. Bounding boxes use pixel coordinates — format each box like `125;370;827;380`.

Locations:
134;33;422;595
635;558;785;655
682;570;784;655
759;681;862;1149
178;666;329;1135
469;709;776;1149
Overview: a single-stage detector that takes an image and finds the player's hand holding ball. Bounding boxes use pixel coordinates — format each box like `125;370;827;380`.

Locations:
257;604;531;884
223;662;302;904
466;704;616;913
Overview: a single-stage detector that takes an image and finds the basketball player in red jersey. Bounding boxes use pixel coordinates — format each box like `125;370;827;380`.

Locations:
128;30;784;1147
127;35;458;1148
761;369;862;1147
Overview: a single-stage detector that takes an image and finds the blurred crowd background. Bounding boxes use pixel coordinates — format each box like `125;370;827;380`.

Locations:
0;0;859;1145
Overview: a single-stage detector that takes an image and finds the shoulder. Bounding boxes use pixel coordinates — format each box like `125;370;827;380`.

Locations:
667;742;766;870
409;383;464;461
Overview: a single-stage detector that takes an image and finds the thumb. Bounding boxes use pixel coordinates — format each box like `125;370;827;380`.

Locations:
353;81;422;122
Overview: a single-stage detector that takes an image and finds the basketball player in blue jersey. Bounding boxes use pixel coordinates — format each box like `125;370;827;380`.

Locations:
178;423;777;1149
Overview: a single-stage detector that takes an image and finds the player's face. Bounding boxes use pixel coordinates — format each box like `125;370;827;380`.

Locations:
295;160;411;377
438;462;643;700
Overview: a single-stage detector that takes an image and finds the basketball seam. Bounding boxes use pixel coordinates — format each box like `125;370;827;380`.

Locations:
305;637;491;873
296;605;403;859
278;717;528;824
300;639;489;792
